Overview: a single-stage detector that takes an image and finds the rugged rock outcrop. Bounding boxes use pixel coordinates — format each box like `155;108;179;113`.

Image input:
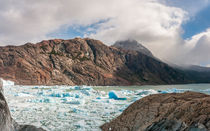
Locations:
0;79;45;131
0;38;210;85
101;92;210;131
0;79;14;131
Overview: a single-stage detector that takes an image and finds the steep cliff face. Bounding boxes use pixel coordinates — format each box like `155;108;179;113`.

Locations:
101;92;210;131
0;38;209;85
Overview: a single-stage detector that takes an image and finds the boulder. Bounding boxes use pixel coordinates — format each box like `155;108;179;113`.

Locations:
101;92;210;131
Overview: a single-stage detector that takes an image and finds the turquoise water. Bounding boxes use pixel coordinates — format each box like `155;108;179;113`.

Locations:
94;84;210;94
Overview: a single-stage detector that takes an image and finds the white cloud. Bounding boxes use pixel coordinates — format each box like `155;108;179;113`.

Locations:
181;29;210;65
0;0;210;66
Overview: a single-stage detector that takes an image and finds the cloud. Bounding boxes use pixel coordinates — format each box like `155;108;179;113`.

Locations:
0;0;210;66
181;29;210;65
0;0;114;45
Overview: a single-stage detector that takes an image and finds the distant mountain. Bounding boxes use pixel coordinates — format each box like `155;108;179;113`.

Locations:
0;38;210;86
182;65;210;72
113;40;154;57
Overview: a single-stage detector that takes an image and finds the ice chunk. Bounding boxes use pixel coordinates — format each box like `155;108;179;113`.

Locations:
62;93;71;97
75;94;80;98
158;90;168;94
49;92;62;97
108;91;127;100
37;91;45;96
108;91;118;99
65;101;80;105
96;97;101;99
72;108;83;113
49;92;72;98
1;78;15;86
61;98;67;102
73;86;92;90
74;86;82;90
80;90;90;96
28;98;53;103
158;88;187;94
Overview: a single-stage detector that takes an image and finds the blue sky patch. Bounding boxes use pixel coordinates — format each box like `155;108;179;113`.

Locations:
182;5;210;39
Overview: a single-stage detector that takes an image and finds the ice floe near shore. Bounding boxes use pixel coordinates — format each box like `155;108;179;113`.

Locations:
0;78;15;86
2;82;210;131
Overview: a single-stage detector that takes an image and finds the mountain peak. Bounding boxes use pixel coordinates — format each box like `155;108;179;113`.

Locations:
113;39;154;57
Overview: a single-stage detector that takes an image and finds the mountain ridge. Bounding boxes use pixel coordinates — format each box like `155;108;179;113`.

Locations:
0;38;210;85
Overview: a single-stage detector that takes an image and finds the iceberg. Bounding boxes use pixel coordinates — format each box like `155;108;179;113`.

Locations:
108;91;127;100
0;78;15;86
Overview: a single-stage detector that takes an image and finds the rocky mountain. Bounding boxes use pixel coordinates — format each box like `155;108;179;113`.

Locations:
113;40;154;57
0;38;210;86
181;65;210;72
101;92;210;131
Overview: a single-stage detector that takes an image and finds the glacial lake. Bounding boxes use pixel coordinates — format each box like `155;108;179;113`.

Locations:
3;82;210;131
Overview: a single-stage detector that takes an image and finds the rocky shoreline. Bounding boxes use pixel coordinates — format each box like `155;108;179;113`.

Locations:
101;91;210;131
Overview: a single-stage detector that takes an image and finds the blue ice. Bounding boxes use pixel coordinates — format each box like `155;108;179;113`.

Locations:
49;92;71;98
80;90;90;96
108;91;127;100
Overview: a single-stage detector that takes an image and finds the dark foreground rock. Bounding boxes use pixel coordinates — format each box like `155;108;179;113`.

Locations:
101;92;210;131
0;79;45;131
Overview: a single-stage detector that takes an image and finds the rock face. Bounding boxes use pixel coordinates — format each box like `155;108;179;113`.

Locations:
0;79;45;131
101;92;210;131
0;79;15;131
0;38;210;85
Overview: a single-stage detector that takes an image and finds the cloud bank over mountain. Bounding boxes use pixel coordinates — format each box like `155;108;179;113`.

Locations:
0;0;209;66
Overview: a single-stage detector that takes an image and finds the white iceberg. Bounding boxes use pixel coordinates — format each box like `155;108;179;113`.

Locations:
0;78;15;86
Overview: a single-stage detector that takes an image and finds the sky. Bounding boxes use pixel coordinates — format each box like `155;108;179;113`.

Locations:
0;0;210;66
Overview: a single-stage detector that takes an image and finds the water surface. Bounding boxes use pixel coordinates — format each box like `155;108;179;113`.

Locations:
3;84;210;131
